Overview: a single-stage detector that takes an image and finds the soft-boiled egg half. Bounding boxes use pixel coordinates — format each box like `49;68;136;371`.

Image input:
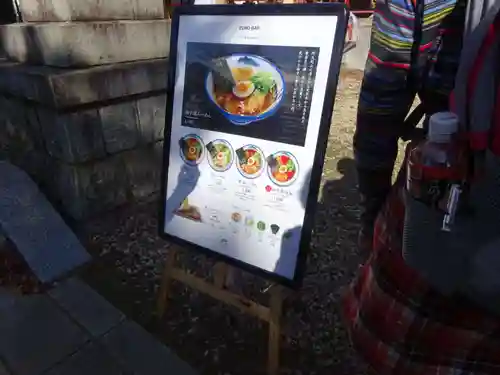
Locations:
232;81;255;99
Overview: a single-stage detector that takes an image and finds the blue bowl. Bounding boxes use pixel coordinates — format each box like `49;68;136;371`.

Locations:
205;54;285;126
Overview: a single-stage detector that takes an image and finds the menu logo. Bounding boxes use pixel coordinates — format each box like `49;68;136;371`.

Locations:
238;25;260;31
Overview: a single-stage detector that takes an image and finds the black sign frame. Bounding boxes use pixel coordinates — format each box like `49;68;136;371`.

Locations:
159;3;348;289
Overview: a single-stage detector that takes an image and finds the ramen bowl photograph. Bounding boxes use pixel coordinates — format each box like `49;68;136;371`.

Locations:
179;134;204;166
205;54;285;126
182;42;319;146
236;144;265;179
267;151;299;187
206;139;234;172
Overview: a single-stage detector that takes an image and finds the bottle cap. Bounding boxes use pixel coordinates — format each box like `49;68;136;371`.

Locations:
428;112;459;143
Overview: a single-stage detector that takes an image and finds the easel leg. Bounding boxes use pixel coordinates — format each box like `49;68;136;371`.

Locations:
155;251;286;374
213;262;229;288
157;248;177;318
268;286;283;375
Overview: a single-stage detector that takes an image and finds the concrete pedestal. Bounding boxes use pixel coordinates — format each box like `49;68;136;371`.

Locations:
18;0;165;22
0;0;171;220
0;58;168;107
0;20;171;67
0;59;167;220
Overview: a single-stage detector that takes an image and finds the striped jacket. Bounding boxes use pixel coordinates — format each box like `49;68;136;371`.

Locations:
354;0;466;171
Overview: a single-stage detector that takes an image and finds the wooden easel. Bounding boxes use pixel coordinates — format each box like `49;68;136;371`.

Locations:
157;248;286;375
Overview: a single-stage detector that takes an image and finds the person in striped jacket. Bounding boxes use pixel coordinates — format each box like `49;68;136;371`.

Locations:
354;0;466;251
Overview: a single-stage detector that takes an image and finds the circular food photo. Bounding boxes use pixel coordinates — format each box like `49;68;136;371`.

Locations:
206;139;234;172
231;212;242;223
179;134;204;166
267;151;299;187
205;54;285;126
236;145;265;179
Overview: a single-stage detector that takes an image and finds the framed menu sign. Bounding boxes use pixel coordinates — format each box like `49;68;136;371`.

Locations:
159;3;348;288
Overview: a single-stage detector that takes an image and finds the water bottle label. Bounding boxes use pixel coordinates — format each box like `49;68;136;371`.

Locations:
407;161;459;210
420;179;450;208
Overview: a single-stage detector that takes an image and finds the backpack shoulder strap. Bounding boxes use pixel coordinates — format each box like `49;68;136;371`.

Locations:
402;0;500;142
451;0;500;134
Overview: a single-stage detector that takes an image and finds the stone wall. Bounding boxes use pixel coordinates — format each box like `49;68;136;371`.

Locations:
0;0;169;220
18;0;164;22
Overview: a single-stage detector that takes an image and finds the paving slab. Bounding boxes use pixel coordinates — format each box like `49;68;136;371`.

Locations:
0;293;89;375
44;342;126;375
102;321;198;375
0;161;91;283
49;278;125;338
0;284;199;375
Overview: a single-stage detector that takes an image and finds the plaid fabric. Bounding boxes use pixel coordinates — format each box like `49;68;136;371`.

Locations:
342;147;500;375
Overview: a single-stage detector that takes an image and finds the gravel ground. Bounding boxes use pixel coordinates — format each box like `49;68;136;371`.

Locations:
79;68;368;375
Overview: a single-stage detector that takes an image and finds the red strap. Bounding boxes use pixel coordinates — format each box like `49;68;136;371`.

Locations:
421;165;462;180
449;91;456;112
491;83;500;155
465;14;500;151
409;162;463;181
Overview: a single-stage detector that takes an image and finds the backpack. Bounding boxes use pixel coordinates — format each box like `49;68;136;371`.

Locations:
402;0;500;314
401;0;499;140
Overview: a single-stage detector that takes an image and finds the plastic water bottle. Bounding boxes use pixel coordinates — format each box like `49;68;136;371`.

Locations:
403;112;466;294
406;112;460;211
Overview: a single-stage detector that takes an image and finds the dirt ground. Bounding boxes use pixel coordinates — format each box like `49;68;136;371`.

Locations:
80;68;368;375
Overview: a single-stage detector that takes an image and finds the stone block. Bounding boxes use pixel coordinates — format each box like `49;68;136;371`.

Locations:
102;321;198;375
44;142;164;220
2;94;164;164
99;102;139;154
51;155;129;220
37;99;162;163
19;0;164;22
0;58;168;108
137;94;166;144
0;20;171;67
0;98;48;180
49;278;125;337
45;342;124;375
37;107;106;163
0;98;34;147
0;293;89;375
6;102;42;144
124;142;163;199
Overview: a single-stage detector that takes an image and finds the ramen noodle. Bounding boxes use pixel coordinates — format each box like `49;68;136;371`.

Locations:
236;146;264;177
213;59;278;116
207;141;233;171
269;153;297;184
180;136;203;164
